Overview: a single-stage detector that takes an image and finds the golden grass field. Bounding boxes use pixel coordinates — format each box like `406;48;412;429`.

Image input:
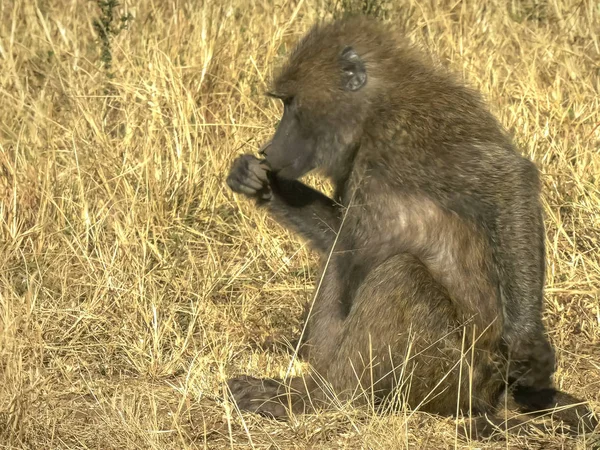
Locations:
1;0;599;448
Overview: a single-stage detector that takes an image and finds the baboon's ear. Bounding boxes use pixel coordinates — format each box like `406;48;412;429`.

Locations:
340;46;367;91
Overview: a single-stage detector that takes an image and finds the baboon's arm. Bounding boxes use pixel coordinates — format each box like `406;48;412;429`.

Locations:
259;175;340;254
495;187;551;382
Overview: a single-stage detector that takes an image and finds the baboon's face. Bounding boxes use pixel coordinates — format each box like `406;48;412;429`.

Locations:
261;46;367;180
260;97;316;180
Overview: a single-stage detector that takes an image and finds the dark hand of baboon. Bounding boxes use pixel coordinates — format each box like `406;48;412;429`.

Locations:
226;154;272;201
224;17;597;439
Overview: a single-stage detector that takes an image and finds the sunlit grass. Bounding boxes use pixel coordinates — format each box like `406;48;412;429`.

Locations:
0;0;598;448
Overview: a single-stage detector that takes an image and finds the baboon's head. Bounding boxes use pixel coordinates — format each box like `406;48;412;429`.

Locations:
261;20;385;181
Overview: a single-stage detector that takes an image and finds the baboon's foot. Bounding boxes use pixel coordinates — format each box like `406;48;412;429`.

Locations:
461;405;598;442
512;386;598;435
227;376;288;419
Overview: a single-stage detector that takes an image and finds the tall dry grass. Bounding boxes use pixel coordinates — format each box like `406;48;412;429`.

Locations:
0;0;598;448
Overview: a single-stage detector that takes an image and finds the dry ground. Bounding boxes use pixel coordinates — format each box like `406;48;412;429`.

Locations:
1;0;599;448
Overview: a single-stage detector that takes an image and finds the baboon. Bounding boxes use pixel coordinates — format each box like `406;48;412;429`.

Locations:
225;18;596;438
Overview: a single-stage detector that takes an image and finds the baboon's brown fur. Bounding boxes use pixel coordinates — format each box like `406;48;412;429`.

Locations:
225;17;597;438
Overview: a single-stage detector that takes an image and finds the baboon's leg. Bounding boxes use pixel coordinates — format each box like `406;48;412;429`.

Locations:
317;253;503;416
228;254;504;418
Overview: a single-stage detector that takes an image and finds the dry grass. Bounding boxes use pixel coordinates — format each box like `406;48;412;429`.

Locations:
0;0;599;448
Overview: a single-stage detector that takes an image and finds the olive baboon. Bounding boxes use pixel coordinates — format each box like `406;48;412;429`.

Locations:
225;18;596;437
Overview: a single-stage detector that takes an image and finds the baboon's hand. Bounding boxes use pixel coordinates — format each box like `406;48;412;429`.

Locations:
226;154;272;200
